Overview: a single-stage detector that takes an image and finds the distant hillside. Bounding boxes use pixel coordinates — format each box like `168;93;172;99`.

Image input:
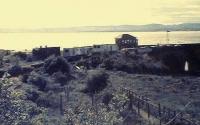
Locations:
69;23;200;32
0;23;200;33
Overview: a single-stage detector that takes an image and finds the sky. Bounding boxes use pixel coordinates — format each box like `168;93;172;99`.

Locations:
0;0;199;29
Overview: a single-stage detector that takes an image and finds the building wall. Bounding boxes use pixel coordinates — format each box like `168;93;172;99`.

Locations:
92;44;118;53
63;47;93;57
116;39;138;50
32;47;60;59
63;44;118;58
115;34;138;50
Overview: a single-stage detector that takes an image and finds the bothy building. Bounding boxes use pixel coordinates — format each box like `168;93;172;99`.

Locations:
115;34;138;50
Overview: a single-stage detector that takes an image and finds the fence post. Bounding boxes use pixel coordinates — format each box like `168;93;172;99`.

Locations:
167;108;171;120
147;103;150;118
173;110;176;117
180;112;183;122
43;109;47;125
60;94;64;115
158;103;161;125
128;94;133;111
141;96;144;106
163;106;166;121
137;97;140;115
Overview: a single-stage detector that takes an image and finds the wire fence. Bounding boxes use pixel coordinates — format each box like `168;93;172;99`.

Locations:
50;84;200;125
120;87;200;125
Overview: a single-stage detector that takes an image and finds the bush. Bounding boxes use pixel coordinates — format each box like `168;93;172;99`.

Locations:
52;71;68;86
26;89;40;102
44;56;70;75
26;55;33;62
0;69;6;78
113;62;134;73
22;66;34;74
35;91;60;109
44;83;63;92
14;52;27;60
22;74;29;83
27;75;47;91
102;93;113;105
85;70;108;94
8;65;23;76
103;58;114;70
0;76;38;125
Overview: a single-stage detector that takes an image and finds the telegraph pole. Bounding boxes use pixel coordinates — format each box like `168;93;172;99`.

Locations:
166;30;170;44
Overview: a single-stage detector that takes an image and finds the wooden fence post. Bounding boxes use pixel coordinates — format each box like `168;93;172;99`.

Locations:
60;95;64;115
64;85;70;103
137;98;140;115
128;94;133;111
158;103;162;125
180;112;183;122
167;108;171;120
147;103;150;118
163;106;166;121
43;109;47;125
173;110;176;117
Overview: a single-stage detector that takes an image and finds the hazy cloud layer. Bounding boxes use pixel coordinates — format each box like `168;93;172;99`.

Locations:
0;0;199;28
152;0;200;23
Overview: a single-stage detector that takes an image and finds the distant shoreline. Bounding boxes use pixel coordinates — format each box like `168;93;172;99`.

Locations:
0;23;200;33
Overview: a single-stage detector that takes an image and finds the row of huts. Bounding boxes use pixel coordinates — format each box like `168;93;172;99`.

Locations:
63;44;118;57
32;34;138;59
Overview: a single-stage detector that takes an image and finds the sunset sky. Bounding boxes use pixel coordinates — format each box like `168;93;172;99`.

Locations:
0;0;199;29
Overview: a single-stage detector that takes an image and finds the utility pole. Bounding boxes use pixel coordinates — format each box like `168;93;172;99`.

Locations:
166;30;170;44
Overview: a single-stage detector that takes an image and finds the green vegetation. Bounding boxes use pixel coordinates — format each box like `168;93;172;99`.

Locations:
85;70;108;94
0;50;199;125
0;74;41;125
44;56;70;75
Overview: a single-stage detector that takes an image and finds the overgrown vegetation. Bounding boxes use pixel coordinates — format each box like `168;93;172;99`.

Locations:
0;74;41;125
84;70;108;95
0;50;199;125
27;74;47;91
43;56;70;75
8;65;23;77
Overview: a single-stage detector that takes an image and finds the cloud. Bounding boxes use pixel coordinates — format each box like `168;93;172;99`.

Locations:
151;0;200;23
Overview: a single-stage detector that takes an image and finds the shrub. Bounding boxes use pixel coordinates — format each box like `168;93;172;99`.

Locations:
102;93;113;105
44;56;70;75
103;58;114;70
26;89;40;102
35;91;60;109
113;62;134;73
27;75;47;91
22;74;29;83
0;76;38;125
52;71;68;86
14;52;27;60
76;60;90;69
0;69;6;78
85;70;108;94
44;83;63;93
26;55;33;62
22;66;34;74
8;65;23;76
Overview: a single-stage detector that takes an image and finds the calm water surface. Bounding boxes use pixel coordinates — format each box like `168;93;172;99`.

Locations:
0;31;200;51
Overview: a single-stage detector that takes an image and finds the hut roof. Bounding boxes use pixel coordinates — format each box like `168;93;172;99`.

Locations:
115;34;137;40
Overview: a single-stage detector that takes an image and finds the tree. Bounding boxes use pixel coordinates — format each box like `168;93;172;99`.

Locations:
44;56;71;75
84;70;108;105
